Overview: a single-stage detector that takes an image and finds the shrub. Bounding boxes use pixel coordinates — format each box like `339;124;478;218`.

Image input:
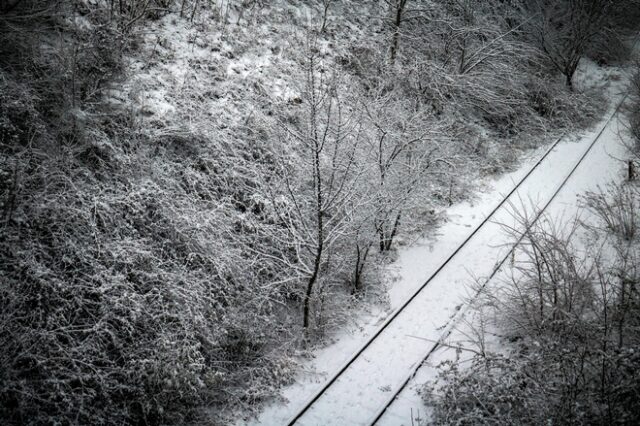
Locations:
425;186;640;424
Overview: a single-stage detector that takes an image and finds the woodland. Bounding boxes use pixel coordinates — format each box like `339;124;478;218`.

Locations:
1;0;640;424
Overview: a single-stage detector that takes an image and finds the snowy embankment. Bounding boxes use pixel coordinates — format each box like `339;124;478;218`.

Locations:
245;58;632;426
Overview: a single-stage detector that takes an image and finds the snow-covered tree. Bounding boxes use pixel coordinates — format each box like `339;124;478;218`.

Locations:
533;0;612;89
362;90;443;252
266;37;366;332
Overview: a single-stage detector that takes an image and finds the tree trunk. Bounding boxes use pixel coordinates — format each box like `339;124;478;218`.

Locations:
303;113;324;331
303;255;321;330
565;72;574;90
384;212;402;251
353;242;371;293
389;0;407;64
565;57;580;90
379;224;386;252
320;0;331;33
618;279;628;348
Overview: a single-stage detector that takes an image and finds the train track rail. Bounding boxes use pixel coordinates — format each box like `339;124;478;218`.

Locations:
286;94;630;426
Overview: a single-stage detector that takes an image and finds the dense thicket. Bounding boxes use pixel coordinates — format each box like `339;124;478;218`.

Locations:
0;2;294;424
0;0;626;423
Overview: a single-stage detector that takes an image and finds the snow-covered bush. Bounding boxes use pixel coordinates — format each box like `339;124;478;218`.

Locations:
345;0;600;162
0;2;298;424
0;103;298;426
425;352;549;425
425;185;640;424
427;338;640;425
585;184;639;241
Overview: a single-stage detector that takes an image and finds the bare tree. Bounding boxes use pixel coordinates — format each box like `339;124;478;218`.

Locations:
266;38;365;333
319;0;332;33
362;90;445;252
427;189;640;424
533;0;611;89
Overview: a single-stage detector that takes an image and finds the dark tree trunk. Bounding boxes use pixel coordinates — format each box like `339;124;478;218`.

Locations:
384;212;402;251
565;71;574;90
303;255;321;330
389;0;407;64
353;242;371;292
303;117;324;332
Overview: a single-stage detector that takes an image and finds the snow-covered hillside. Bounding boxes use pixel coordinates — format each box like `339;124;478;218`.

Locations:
1;1;639;425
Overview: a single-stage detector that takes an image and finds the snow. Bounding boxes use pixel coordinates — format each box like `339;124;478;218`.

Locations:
574;56;624;92
243;62;634;426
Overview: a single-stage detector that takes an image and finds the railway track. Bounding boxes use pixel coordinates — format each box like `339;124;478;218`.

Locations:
368;93;630;426
286;94;629;426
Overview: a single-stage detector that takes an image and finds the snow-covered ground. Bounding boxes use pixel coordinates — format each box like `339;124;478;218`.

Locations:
242;56;634;426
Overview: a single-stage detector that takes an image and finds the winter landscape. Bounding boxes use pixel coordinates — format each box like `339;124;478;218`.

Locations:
2;1;640;425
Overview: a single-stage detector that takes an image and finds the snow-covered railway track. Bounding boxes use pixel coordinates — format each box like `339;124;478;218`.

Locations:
286;95;629;426
368;94;630;426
